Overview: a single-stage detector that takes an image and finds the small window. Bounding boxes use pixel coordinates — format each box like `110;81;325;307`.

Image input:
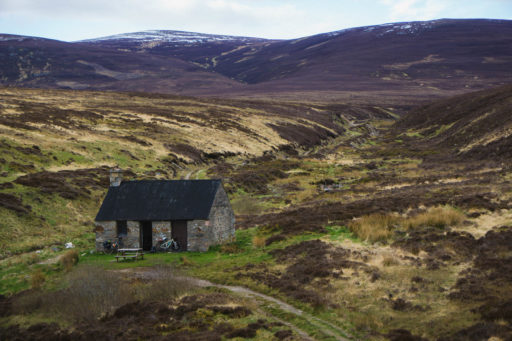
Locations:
116;221;127;237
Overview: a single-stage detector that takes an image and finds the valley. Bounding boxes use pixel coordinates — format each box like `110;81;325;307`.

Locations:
0;84;511;340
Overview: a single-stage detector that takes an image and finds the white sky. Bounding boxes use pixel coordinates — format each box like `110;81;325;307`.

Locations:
0;0;511;41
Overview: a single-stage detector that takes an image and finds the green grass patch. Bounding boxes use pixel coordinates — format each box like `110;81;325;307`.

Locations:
325;225;360;242
0;262;31;295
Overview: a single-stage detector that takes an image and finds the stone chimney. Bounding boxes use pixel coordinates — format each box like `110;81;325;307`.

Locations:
109;168;123;187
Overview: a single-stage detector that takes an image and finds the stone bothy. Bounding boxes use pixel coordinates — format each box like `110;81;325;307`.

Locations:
94;172;235;252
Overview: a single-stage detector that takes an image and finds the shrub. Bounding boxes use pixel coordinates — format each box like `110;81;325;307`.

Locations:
348;213;401;243
14;265;133;322
252;236;266;248
405;206;465;229
57;266;133;321
59;250;79;272
30;268;45;290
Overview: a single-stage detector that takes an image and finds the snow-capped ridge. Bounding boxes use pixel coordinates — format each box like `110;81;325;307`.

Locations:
323;20;439;39
79;30;267;44
323;19;511;39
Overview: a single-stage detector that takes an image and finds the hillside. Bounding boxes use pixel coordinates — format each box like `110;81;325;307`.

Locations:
2;19;512;103
394;84;512;160
0;87;394;258
207;19;512;92
1;86;512;340
0;34;241;94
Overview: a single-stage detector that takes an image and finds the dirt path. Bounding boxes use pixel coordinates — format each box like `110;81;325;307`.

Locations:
184;169;204;180
122;268;352;340
192;278;351;341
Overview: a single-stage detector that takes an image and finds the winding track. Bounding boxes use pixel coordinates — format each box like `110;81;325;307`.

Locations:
192;278;352;341
123;268;353;340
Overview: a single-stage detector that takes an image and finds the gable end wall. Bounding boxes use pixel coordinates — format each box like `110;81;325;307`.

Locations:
208;185;235;244
187;185;235;252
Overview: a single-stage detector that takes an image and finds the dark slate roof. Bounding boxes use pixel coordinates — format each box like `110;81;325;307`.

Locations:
95;179;222;221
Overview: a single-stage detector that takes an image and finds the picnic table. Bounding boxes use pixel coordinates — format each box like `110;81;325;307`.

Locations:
115;248;144;262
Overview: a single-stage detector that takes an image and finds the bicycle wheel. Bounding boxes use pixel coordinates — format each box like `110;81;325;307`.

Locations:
103;241;113;254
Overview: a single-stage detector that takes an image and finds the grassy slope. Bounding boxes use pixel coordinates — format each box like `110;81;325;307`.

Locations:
1;87;387;259
1;87;512;340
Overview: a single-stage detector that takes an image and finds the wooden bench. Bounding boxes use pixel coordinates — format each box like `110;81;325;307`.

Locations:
115;248;144;262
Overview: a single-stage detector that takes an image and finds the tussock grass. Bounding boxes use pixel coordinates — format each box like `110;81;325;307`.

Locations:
381;254;400;267
349;206;465;243
348;213;401;243
30;268;45;290
59;250;79;272
405;206;465;229
252;235;266;248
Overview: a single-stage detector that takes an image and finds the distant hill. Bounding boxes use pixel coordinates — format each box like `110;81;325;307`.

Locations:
1;19;512;102
0;34;241;93
394;84;512;160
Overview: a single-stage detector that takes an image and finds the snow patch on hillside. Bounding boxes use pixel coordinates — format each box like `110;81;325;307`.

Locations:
325;20;439;38
80;30;265;44
376;22;434;36
0;35;42;42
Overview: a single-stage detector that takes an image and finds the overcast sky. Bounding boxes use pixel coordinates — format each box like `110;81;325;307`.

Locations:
1;0;511;41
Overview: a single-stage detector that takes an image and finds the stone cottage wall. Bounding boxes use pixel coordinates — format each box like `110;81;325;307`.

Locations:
152;221;171;247
187;219;209;252
94;221;116;251
95;220;140;251
208;185;235;245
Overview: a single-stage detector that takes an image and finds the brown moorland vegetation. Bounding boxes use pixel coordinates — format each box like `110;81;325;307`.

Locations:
1;85;512;340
